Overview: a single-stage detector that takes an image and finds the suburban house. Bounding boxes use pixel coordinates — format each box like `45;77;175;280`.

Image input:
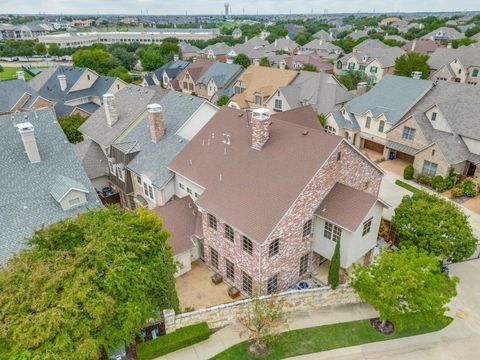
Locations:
385;81;480;178
28;65;127;117
227;37;271;64
142;59;189;88
313;29;333;42
73;139;110;191
166;106;387;295
300;39;342;59
194;62;244;102
232;28;242;39
283;54;335;73
108;91;218;209
265;37;300;55
200;43;232;62
0;24;47;40
326;75;434;156
0;108;100;264
428;46;480;85
265;71;353;115
421;27;464;41
402;39;440;54
228;65;298;109
177;60;215;94
334;43;405;84
179;40;201;60
380;17;402;26
0;78;53;115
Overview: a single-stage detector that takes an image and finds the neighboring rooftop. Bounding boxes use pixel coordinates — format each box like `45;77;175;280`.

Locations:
0;79;43;114
428;46;480;70
73;138;109;180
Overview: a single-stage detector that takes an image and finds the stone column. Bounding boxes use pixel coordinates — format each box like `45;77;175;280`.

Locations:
163;309;176;334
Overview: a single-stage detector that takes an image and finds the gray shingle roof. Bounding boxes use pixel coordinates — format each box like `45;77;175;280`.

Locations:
179;41;201;54
50;175;89;202
79;85;169;148
341;46;405;68
122;92;210;187
74;139;109;179
353;39;390;51
428;46;480;70
421;27;464;40
153;60;189;81
385;140;418;155
0;109;100;264
0;79;41;113
345;75;433;125
196;62;243;90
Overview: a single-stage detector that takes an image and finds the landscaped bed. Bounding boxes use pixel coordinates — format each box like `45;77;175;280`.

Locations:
137;322;210;360
211;317;451;360
395;179;422;194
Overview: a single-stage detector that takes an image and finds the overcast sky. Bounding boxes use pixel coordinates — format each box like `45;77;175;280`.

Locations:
1;0;478;15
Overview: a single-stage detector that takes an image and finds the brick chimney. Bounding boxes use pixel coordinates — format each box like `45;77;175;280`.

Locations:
57;74;67;91
103;93;119;127
17;122;41;163
16;71;25;81
251;108;270;150
147;104;165;143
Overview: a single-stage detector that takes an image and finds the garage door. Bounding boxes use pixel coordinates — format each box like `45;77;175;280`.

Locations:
363;140;385;153
396;151;414;163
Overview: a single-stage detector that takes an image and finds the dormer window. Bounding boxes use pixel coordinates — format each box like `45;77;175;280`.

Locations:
431;112;437;121
365;116;372;129
336;61;342;69
255;94;262;105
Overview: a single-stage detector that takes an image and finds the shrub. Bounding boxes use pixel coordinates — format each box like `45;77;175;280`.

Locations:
444;168;458;189
137;323;210;360
328;241;340;289
431;176;446;192
403;164;414;180
450;186;464;198
58;114;86;143
460;178;477;197
416;173;432;186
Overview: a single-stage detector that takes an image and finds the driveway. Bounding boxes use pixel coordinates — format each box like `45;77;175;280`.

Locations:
290;259;480;360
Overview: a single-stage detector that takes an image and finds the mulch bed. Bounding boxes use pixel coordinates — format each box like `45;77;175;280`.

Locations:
370;318;395;335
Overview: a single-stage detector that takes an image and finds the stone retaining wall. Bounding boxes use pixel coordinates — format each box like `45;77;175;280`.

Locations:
162;285;361;333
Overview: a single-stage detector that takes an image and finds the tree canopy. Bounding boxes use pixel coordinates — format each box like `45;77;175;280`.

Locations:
0;207;179;360
336;69;368;91
394;52;430;79
58;114;87;143
234;53;252;68
391;192;477;262
350;247;458;330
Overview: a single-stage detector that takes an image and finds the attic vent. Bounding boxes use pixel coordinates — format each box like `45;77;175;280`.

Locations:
302;130;309;136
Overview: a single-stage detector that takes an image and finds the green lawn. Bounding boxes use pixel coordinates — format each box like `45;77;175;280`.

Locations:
395;180;423;194
211;317;451;360
0;67;32;81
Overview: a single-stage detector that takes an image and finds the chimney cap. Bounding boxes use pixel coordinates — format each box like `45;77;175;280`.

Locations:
57;74;66;79
16;122;34;132
252;108;270;121
147;103;163;113
103;93;115;99
357;82;368;87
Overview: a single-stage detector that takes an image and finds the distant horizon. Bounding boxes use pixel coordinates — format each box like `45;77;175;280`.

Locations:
1;0;479;17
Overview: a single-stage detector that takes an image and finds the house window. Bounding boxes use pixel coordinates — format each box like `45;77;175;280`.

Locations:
208;214;217;231
225;259;235;281
378;120;385;133
143;184;154;200
359;64;366;71
269;239;280;258
136;175;142;184
267;274;278;294
324;222;342;242
274;99;282;110
224;223;234;242
68;197;81;207
431;112;437;121
365;116;371;129
302;219;313;237
336;61;342;69
432;149;435;156
242;236;253;255
117;168;125;182
472;69;479;77
210;247;219;269
362;217;373;236
325;125;336;134
422;160;438;176
348;62;355;70
109;161;115;174
402;127;416;140
458;69;462;75
255;95;262;105
187;187;192;194
242;271;253;295
195;192;199;198
87;74;90;80
337;152;342;161
188;83;194;91
183;81;188;89
370;66;378;74
117;84;120;90
299;254;309;276
179;183;185;190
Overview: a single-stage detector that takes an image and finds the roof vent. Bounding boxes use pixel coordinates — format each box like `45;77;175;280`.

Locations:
302;130;309;136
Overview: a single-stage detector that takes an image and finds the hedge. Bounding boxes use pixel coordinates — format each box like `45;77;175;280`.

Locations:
137;322;210;360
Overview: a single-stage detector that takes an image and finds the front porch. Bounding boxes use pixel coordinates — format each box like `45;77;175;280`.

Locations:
379;158;411;177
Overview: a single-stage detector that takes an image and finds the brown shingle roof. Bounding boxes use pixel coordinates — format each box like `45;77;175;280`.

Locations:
315;183;386;232
180;60;215;83
153;196;202;255
230;65;298;109
169;107;343;243
271;106;324;131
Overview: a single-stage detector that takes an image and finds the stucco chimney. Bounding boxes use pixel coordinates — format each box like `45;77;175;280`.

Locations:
103;93;119;127
16;71;25;81
357;82;368;95
279;60;286;70
251;108;270;150
17;122;41;163
411;39;417;52
147;104;165;143
411;71;422;80
57;74;67;91
173;54;179;61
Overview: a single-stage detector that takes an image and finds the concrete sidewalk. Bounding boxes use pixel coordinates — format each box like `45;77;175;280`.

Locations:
155;303;377;360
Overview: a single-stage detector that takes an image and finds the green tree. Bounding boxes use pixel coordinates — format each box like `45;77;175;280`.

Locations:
0;64;3;73
259;57;271;67
317;113;327;128
394;52;430;79
234;53;252;68
58;114;87;143
107;66;133;83
392;192;477;262
33;42;47;55
301;63;318;72
350;247;457;332
141;47;167;71
72;48;119;74
328;241;340;289
336;70;368;91
216;95;230;106
0;207;179;360
110;46;137;70
48;42;60;56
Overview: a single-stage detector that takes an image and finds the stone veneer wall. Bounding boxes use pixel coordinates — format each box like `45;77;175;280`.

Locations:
162;285;362;333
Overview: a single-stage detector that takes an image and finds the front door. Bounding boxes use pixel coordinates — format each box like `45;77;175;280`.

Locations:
198;239;205;262
467;162;477;177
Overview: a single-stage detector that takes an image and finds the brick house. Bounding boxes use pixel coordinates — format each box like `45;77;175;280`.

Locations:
166;106;386;295
428;46;480;85
177;60;215;94
0;78;54;115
